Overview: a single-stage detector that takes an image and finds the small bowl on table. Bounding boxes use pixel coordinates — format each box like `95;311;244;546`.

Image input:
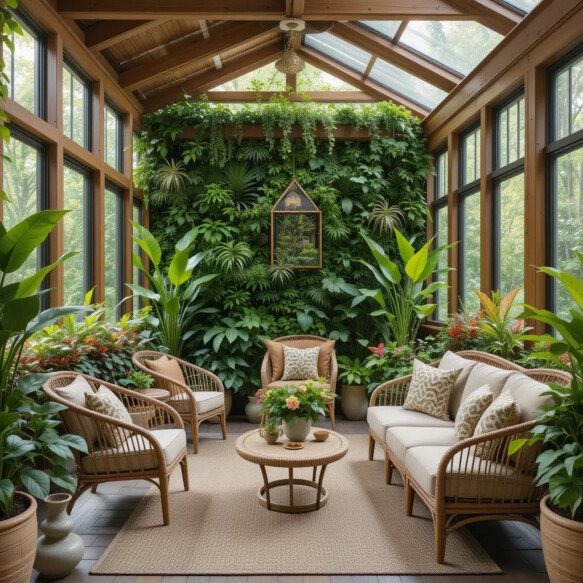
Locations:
313;430;329;442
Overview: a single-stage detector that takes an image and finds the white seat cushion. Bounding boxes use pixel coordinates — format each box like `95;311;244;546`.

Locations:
385;426;456;463
502;372;551;422
405;445;534;500
168;391;224;415
81;428;186;474
438;351;478;418
367;406;454;441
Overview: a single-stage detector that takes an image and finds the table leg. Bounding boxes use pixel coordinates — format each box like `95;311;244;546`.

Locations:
289;467;294;507
312;466;317;481
316;464;328;508
260;465;270;510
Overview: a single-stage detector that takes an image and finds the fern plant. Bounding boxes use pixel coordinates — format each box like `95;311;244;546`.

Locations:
368;200;404;235
213;240;254;271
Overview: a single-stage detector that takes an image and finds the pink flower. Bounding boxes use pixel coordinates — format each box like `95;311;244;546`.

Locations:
286;396;300;410
369;343;385;358
559;352;571;365
298;384;307;393
255;389;263;397
509;319;524;334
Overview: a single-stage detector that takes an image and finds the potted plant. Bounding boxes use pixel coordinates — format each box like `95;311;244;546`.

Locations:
245;386;263;424
337;356;372;420
259;418;282;445
0;210;88;583
121;370;154;390
257;380;334;441
509;255;583;582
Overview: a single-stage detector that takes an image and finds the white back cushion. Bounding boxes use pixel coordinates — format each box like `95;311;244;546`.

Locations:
438;351;478;418
502;372;551;422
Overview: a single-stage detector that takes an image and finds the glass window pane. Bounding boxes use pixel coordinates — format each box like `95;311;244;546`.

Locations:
497;173;524;316
63;63;89;148
132;200;143;291
553;54;583;141
7;22;38;114
462;126;481;185
359;21;401;40
104;187;123;320
369;59;447;109
296;62;358;91
63;165;88;305
2;135;42;283
211;63;286;91
434;205;449;321
304;33;371;74
501;0;542;12
399;21;502;76
460;191;481;312
496;95;525;169
435;150;448;198
553;146;583;320
104;104;121;170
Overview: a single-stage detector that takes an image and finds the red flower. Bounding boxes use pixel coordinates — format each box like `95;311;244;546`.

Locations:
369;343;385;358
255;389;263;397
559;352;571;365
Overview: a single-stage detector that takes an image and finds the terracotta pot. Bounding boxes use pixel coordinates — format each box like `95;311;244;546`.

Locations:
207;389;232;424
0;492;38;583
340;384;368;420
261;431;280;445
541;495;583;583
245;395;262;424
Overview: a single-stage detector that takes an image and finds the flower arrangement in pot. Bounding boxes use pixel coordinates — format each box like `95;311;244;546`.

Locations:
257;379;335;442
258;418;283;445
509;255;583;582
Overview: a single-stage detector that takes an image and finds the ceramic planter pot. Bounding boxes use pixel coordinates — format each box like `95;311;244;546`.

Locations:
207;389;232;424
261;431;280;445
282;418;311;442
0;492;37;583
340;384;368;420
540;495;583;583
245;395;262;424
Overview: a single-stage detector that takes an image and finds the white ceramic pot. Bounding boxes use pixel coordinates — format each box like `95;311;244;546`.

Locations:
34;493;84;579
282;418;312;442
245;395;263;424
340;384;368;420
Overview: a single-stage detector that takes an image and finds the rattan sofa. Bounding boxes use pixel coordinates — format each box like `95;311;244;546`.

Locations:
260;334;338;430
44;372;189;525
367;350;571;563
132;351;227;453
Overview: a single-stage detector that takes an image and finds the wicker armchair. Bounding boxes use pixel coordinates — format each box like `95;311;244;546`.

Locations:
132;351;227;454
43;372;189;525
260;335;338;430
367;350;572;563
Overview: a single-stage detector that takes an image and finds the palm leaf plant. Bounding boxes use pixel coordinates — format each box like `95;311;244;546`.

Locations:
354;229;452;347
368;200;404;235
128;223;217;356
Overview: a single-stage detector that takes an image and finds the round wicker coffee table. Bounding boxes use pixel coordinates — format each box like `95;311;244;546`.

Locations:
235;428;349;513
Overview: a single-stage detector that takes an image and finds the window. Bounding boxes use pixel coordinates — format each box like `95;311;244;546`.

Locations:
458;125;481;312
304;33;371;74
63;60;91;149
132;199;144;309
359;21;401;40
493;93;525;315
104;185;124;320
63;161;92;305
104;102;122;171
432;149;449;321
549;49;583;320
2;128;47;285
7;13;44;116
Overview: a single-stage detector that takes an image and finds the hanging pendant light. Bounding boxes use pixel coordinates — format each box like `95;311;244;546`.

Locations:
275;31;305;75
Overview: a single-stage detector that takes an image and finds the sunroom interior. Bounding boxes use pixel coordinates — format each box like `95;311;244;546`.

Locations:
1;1;582;583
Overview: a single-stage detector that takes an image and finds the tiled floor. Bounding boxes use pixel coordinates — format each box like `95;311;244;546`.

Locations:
31;418;550;583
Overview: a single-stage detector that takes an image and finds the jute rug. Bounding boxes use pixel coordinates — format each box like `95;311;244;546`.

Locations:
92;434;501;575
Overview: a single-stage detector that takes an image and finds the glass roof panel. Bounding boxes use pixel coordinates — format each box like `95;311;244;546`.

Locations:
369;59;448;109
358;21;401;40
399;21;503;76
499;0;542;12
212;63;285;91
304;32;371;74
297;62;359;91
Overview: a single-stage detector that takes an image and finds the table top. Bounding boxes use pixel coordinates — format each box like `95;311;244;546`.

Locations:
235;428;349;468
140;388;170;401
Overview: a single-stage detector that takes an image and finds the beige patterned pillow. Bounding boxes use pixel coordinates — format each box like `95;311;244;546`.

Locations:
281;345;320;381
403;359;462;421
454;385;493;441
474;393;521;459
85;386;134;447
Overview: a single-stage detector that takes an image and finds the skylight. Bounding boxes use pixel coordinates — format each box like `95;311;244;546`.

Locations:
499;0;542;13
358;21;401;40
304;32;371;74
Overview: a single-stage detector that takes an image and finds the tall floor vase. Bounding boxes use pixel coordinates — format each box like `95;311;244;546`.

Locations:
34;493;84;579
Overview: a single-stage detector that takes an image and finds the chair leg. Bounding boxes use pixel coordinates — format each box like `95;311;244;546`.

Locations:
191;418;199;454
384;452;394;485
328;401;336;431
180;456;189;491
159;473;170;526
404;478;415;516
434;512;447;564
91;484;98;493
220;411;227;440
67;482;91;514
368;434;375;461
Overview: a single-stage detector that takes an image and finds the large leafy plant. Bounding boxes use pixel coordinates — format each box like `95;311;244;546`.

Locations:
0;211;87;519
354;229;451;346
510;255;583;519
129;223;217;356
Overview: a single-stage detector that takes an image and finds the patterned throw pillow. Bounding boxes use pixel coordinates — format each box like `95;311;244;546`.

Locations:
281;345;320;381
85;386;134;447
454;385;493;441
403;359;462;421
474;393;521;459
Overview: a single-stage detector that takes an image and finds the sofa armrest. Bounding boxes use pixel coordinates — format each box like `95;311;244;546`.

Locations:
369;375;413;407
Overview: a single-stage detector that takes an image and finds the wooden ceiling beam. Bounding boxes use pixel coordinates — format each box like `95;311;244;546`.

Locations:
333;22;462;92
119;21;273;90
83;19;168;51
57;0;478;20
445;0;523;35
298;46;430;118
142;41;283;113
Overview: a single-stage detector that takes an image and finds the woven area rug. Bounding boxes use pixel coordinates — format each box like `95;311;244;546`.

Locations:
92;434;501;575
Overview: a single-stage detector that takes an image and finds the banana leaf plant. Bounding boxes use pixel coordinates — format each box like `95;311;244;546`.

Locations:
128;222;217;357
353;229;453;347
509;253;583;518
0;210;88;519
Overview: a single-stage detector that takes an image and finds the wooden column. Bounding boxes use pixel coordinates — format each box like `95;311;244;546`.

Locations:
92;80;105;303
480;105;494;295
447;132;459;316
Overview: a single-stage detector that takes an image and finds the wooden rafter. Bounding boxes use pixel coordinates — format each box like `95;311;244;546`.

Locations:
119;21;273;90
83;19;167;51
333;22;462;92
298;46;430;118
142;41;283;113
445;0;522;35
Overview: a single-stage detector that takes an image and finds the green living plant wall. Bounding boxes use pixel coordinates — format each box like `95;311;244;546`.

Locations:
135;97;431;394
